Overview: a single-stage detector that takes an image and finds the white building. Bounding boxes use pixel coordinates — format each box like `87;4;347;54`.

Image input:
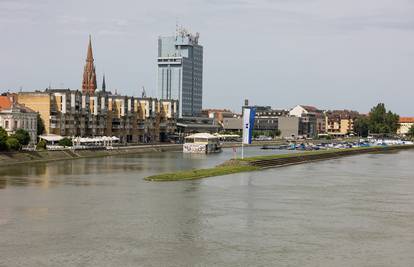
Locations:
398;117;414;135
0;96;38;144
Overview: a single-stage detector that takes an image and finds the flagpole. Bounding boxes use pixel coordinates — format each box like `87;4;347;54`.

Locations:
242;142;244;159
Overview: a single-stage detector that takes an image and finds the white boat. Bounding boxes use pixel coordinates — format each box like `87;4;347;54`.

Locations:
183;133;222;154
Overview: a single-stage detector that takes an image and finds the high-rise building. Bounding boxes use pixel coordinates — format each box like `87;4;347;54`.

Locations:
82;35;97;95
157;27;203;118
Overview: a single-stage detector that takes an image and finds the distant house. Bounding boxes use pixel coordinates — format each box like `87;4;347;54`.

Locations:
398;117;414;136
289;105;324;138
0;95;38;143
325;110;360;137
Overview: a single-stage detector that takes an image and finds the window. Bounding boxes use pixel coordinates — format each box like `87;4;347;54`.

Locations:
5;120;9;129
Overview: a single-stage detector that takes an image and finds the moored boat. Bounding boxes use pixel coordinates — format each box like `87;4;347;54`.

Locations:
183;133;222;154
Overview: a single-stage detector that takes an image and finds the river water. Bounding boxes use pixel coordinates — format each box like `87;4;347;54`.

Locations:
1;148;414;266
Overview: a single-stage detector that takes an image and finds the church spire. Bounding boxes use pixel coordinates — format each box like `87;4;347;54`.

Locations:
102;74;106;92
86;35;94;62
82;35;97;95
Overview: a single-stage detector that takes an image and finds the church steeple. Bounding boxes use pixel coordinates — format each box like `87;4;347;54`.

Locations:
102;74;106;92
86;35;94;62
82;35;97;95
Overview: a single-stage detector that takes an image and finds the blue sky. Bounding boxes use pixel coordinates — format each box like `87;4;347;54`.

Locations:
0;0;413;115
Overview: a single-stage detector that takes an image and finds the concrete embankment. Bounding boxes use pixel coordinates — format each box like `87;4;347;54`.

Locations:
0;144;182;167
245;145;414;168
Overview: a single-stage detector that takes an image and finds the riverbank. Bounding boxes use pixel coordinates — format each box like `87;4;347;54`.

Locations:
0;140;295;167
0;144;182;167
145;145;414;181
0;138;357;167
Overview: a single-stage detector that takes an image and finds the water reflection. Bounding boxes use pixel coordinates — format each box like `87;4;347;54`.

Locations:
1;149;414;266
0;147;292;189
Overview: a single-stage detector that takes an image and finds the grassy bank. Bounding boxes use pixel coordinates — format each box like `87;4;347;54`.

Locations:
145;165;259;182
240;146;379;162
145;145;414;182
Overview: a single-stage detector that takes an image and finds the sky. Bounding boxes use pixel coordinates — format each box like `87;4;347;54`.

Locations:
0;0;413;115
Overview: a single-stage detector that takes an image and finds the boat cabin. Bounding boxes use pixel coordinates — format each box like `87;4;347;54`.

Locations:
183;133;222;154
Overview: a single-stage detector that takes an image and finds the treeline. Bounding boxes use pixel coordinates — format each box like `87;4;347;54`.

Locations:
0;128;31;151
354;103;414;138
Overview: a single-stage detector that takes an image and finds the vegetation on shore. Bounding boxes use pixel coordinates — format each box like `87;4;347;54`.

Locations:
239;146;380;162
144;165;259;182
0;127;31;151
354;103;399;137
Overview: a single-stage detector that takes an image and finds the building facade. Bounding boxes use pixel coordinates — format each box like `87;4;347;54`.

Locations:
0;95;37;143
398;117;414;136
157;27;203;117
289;105;324;137
325;110;359;136
16;90;178;143
278;116;300;139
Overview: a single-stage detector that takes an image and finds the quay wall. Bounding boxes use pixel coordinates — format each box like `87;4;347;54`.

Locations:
247;145;414;169
0;144;183;167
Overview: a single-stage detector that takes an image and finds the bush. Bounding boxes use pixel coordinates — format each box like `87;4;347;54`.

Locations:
0;127;8;151
408;125;414;139
58;137;73;147
36;139;46;150
12;129;31;146
37;113;45;136
6;137;21;151
274;129;281;137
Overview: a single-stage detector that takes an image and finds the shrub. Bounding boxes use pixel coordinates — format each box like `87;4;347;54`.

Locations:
12;129;31;146
0;127;8;151
36;139;47;150
37;113;45;136
58;137;73;147
6;137;21;151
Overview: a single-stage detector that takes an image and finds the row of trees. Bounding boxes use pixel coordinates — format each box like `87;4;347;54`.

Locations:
353;103;403;137
0;128;31;151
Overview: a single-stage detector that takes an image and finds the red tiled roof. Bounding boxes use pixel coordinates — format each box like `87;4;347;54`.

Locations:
0;96;12;110
399;117;414;123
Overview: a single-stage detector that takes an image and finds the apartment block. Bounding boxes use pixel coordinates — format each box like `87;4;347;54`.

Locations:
17;89;178;143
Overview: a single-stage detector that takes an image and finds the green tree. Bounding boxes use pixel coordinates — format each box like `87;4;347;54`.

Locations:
274;129;281;137
12;129;30;146
407;125;414;138
0;127;8;151
36;139;46;150
367;103;399;135
58;137;72;147
6;137;20;150
354;116;370;137
37;113;45;136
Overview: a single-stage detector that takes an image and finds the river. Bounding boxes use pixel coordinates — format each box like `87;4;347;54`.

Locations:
1;148;414;266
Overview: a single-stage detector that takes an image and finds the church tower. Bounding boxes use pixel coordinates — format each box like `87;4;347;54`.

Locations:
82;35;97;95
102;74;106;92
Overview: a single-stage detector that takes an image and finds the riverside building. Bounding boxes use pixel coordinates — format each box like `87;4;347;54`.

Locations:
325;110;359;137
17;90;178;143
157;27;203;118
0;95;38;143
